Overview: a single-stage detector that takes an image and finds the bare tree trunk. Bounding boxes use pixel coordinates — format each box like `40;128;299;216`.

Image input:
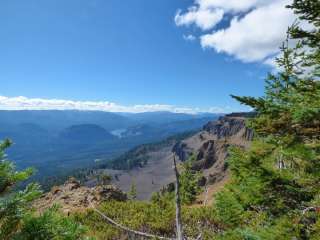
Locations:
278;153;285;170
173;154;184;240
277;146;286;170
203;185;208;207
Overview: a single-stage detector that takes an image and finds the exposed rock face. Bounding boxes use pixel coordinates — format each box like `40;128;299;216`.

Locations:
94;185;127;202
193;140;217;171
34;178;127;214
173;114;253;185
173;142;193;162
203;115;253;141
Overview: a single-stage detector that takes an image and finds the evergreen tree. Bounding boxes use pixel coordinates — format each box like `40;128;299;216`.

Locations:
99;173;112;186
214;1;320;239
129;182;137;200
0;139;41;239
179;161;202;205
288;0;320;75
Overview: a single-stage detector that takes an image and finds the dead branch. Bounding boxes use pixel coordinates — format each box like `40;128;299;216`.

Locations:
195;233;202;240
302;206;320;215
90;202;175;240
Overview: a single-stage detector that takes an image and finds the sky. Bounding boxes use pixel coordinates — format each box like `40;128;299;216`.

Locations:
0;0;296;113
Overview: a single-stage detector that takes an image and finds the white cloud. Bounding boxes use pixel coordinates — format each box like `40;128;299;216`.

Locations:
201;1;294;62
175;7;224;30
0;96;244;114
175;0;295;64
196;0;277;12
183;34;196;41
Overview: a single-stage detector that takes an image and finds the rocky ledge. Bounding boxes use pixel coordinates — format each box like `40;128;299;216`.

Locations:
34;177;127;214
173;113;253;184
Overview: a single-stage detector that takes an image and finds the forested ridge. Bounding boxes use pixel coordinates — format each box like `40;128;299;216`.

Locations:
1;1;319;239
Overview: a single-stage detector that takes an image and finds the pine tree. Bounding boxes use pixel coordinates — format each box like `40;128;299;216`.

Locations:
179;161;202;205
0;139;41;239
288;0;320;71
99;173;112;186
129;182;137;200
214;1;320;239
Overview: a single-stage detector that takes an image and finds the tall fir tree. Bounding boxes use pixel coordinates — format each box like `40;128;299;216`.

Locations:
214;1;320;239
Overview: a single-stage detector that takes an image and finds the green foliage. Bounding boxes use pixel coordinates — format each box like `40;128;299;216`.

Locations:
179;160;202;205
150;156;203;205
0;139;42;239
0;139;35;195
0;182;42;239
128;182;137;200
13;205;89;240
214;189;244;227
74;200;175;239
74;200;219;240
97;173;112;186
288;0;320;75
217;1;320;238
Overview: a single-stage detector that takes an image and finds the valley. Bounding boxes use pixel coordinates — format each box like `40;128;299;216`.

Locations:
0;110;220;187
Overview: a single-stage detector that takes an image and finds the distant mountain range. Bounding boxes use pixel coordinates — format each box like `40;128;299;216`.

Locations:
0;110;221;183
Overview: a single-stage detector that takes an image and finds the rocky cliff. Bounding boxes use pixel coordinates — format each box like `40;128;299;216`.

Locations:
173;114;253;185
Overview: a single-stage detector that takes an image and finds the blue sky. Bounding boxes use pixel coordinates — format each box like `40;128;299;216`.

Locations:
0;0;294;113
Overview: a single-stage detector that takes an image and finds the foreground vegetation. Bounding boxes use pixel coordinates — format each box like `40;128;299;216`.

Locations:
0;139;90;240
1;1;319;239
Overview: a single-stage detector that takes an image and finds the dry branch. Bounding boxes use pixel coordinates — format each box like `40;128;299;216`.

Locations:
302;206;320;215
90;202;175;240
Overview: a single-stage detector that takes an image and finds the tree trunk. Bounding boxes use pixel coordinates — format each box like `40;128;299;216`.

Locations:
173;154;183;240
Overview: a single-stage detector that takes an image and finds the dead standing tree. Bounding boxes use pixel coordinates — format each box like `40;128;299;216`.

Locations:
173;154;184;240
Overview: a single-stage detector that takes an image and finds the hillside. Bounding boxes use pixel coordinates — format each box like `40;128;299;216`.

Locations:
59;124;116;143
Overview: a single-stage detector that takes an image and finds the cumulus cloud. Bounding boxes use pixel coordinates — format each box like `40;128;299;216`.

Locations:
175;7;224;30
201;1;294;62
175;0;295;64
196;0;277;12
183;34;196;41
0;96;242;114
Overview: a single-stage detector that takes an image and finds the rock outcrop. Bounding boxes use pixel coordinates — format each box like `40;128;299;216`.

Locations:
203;115;253;141
173;114;253;184
34;178;127;214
